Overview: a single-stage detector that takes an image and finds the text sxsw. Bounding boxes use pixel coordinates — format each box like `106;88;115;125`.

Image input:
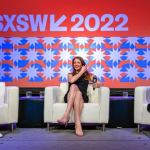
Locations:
0;14;128;32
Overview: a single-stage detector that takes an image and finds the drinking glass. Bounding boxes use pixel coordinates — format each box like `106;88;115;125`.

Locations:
26;91;32;98
123;92;128;98
39;91;44;98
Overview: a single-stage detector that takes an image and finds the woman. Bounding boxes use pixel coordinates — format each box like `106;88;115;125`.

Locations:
57;56;103;136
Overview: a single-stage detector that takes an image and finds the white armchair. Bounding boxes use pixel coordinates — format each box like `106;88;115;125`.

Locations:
0;82;19;132
44;83;110;131
134;86;150;132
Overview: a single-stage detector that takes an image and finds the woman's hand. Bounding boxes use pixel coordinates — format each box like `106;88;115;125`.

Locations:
92;83;98;89
80;65;87;73
90;75;103;88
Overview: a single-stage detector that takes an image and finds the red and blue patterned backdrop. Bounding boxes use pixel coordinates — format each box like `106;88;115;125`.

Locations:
0;0;150;88
0;37;150;88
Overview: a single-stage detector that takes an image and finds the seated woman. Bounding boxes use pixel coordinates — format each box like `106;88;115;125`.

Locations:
57;56;103;136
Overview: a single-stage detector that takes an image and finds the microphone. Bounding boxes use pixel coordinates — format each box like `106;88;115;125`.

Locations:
93;75;97;90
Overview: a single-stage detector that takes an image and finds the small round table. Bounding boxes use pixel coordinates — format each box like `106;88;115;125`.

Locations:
108;96;136;128
17;96;46;128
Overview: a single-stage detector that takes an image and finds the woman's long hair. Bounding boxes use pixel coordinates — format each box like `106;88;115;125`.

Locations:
71;56;91;81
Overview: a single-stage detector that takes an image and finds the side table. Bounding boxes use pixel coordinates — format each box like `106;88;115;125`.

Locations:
17;96;46;128
108;96;136;128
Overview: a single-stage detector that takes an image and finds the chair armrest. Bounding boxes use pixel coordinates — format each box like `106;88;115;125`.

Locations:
134;86;147;124
5;86;19;123
98;87;110;123
44;86;60;123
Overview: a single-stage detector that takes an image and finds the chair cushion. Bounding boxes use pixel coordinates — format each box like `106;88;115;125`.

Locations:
80;103;100;123
52;103;100;123
87;84;99;103
0;82;5;105
59;83;68;103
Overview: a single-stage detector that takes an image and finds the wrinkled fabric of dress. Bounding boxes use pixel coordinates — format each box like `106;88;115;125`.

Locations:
64;75;89;103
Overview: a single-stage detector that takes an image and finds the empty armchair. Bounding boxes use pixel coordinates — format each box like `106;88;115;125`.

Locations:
0;82;19;132
44;83;110;131
134;86;150;132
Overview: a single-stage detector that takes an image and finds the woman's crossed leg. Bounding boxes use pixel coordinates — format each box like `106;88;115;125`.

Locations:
58;84;84;136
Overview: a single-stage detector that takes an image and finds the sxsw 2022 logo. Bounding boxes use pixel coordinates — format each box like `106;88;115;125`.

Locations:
0;14;128;32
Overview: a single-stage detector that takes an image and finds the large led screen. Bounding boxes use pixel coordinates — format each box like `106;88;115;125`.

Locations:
0;0;150;88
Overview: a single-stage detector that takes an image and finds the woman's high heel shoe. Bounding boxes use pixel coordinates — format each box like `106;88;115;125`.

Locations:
57;116;70;127
75;126;84;136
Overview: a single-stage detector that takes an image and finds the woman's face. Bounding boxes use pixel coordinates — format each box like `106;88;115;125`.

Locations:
73;58;82;71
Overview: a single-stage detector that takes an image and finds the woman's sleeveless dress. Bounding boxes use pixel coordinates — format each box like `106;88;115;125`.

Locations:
64;75;89;103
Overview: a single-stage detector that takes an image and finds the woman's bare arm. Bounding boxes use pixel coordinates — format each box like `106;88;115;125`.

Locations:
68;66;86;83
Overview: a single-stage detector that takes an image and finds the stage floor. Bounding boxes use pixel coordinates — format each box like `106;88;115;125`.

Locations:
0;126;150;150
